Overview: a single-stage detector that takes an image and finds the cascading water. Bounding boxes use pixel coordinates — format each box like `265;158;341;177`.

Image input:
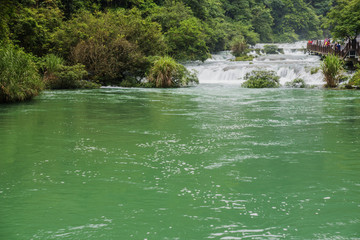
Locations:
187;41;324;86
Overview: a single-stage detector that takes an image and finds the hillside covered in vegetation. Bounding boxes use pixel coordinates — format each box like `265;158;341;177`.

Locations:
1;0;333;57
0;0;356;102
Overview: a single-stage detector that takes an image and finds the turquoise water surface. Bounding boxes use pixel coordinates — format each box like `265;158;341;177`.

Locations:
0;85;359;239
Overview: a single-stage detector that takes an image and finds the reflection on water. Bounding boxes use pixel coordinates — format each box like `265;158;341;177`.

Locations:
0;85;360;239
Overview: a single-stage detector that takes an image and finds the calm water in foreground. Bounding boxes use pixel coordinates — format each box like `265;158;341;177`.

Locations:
0;86;359;239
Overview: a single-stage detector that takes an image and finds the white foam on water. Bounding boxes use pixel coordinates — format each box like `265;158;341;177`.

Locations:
186;41;323;86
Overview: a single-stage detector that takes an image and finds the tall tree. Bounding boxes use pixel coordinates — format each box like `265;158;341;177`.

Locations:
251;5;274;42
325;0;360;40
303;0;333;16
0;0;20;42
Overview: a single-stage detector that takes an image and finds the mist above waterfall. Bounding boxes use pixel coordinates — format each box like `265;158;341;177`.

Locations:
186;42;323;86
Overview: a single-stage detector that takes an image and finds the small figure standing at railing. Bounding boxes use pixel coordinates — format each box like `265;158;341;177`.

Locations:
325;39;331;46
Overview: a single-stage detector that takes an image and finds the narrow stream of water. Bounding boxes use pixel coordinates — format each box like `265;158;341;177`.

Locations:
0;43;359;239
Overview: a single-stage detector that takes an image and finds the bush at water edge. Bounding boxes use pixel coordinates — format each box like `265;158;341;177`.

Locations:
0;44;43;103
242;70;280;88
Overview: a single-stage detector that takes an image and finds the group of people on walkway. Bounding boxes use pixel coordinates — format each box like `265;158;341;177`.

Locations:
308;39;341;51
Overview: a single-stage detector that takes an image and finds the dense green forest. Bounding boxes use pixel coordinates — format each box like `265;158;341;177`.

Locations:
1;0;359;102
1;0;333;58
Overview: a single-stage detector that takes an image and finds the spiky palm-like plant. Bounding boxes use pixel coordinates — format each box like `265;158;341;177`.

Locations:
147;56;198;88
231;36;248;57
321;54;344;88
148;56;178;87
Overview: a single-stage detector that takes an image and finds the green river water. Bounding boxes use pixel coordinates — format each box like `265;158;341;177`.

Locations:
0;85;359;239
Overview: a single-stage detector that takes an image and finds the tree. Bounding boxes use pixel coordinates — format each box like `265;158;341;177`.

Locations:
51;10;166;84
0;0;16;42
251;5;274;42
325;0;360;40
166;17;210;61
304;0;333;16
182;0;209;20
223;0;253;21
10;5;63;56
269;0;322;41
149;1;193;32
59;0;101;18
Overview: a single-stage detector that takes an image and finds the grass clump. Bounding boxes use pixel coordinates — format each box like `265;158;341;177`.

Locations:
310;66;320;75
321;54;344;88
147;56;198;88
285;78;308;88
0;44;43;103
242;70;280;88
234;55;254;61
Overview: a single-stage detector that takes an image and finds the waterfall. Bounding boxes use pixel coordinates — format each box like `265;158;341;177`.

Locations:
186;41;324;86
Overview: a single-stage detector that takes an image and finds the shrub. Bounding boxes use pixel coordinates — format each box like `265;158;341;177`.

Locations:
321;54;344;88
77;80;101;89
348;66;360;88
42;54;64;73
41;54;100;89
45;64;98;89
119;77;145;88
147;56;198;88
285;78;308;88
242;70;280;88
42;54;64;83
119;80;136;88
72;37;147;84
0;44;43;103
231;36;248;57
263;45;279;54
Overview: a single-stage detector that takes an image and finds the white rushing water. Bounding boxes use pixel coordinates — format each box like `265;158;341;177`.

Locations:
187;41;323;86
